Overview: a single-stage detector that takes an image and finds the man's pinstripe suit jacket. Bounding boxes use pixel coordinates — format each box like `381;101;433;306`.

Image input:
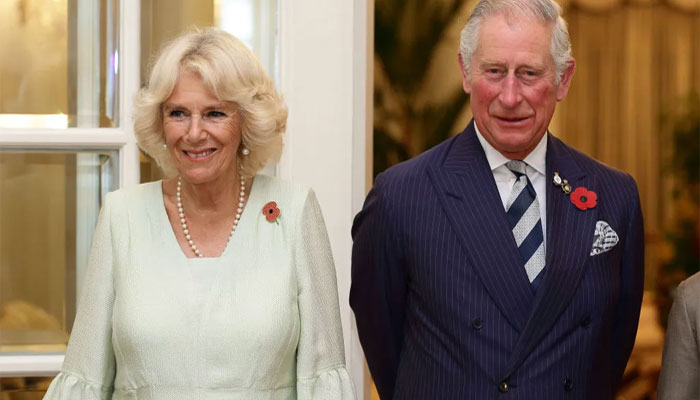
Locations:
350;121;644;399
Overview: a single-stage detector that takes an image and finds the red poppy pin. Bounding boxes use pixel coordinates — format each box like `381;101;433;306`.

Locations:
570;187;597;210
263;201;281;223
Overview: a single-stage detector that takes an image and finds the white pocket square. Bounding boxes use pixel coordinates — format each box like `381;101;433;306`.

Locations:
590;220;619;256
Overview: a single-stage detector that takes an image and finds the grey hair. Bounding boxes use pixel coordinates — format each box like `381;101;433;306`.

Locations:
459;0;572;84
133;27;287;178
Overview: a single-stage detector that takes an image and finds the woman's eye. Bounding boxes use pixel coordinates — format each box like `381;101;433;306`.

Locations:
207;111;226;118
169;110;185;118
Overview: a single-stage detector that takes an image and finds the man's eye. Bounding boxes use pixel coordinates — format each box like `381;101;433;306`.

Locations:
484;68;505;77
520;70;539;79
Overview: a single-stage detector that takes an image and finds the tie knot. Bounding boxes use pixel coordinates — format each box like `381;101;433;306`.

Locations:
506;160;528;177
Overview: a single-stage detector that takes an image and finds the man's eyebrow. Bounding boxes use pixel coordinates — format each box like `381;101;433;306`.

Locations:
478;60;505;67
517;63;546;71
477;61;547;70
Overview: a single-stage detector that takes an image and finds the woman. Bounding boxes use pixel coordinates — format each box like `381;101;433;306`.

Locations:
44;28;355;399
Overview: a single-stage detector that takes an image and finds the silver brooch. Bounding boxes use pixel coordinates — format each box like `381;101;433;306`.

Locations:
553;172;572;195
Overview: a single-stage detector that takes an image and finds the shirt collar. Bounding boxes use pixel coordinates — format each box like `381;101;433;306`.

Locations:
474;122;547;176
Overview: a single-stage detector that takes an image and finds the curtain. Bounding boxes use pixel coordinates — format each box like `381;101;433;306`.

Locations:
550;0;700;286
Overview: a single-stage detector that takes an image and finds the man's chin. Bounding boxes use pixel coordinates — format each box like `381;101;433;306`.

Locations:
486;133;543;159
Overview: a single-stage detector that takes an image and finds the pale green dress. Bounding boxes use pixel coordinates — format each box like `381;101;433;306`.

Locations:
44;175;355;399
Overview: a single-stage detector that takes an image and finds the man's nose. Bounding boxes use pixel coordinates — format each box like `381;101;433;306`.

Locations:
498;74;522;108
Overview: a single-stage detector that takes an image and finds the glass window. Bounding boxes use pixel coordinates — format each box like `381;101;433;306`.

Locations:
0;376;50;398
0;150;118;356
0;0;120;129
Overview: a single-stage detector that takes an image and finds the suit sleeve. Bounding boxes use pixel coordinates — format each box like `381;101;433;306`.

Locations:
350;174;407;400
657;279;700;400
610;176;645;389
44;193;117;399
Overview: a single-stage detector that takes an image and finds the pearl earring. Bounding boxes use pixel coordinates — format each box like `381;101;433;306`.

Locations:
162;143;167;149
241;148;250;156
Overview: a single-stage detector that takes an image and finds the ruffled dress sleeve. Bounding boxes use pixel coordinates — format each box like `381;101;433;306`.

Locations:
44;193;117;399
294;189;356;399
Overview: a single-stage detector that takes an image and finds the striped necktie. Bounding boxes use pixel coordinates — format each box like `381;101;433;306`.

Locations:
505;160;546;291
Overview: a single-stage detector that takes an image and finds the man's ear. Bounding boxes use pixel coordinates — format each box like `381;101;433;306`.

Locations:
458;53;472;94
556;59;576;101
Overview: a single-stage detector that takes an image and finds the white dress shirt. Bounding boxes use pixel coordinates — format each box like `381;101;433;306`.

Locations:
474;123;548;250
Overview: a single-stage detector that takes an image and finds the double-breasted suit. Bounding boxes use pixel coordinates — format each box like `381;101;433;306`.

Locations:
350;121;644;399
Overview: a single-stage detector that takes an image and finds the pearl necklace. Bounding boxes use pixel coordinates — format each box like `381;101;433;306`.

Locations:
176;176;246;257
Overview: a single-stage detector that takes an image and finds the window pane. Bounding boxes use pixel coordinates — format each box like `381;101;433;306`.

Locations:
0;150;118;355
0;376;51;398
0;0;120;128
140;151;167;183
140;0;276;81
139;0;278;183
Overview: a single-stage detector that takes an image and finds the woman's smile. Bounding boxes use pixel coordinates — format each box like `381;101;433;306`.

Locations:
182;148;217;160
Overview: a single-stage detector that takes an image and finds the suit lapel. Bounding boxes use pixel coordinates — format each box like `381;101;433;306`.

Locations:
503;134;598;379
427;122;534;332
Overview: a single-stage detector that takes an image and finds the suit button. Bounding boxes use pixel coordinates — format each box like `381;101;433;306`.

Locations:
564;378;573;391
471;317;483;330
580;316;591;328
498;381;509;393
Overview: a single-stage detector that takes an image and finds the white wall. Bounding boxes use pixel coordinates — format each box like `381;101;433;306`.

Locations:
277;1;372;398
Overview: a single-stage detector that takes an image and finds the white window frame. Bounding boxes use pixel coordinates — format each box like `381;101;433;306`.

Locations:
0;0;141;377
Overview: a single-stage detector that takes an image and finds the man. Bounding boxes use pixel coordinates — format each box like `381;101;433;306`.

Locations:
350;0;645;398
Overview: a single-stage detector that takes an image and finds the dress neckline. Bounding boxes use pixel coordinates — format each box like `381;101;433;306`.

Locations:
156;176;259;261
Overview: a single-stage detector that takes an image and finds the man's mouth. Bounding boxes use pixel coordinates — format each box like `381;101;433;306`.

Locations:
497;116;529;122
183;148;216;158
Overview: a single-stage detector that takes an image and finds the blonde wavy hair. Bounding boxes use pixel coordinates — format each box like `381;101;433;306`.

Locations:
133;27;287;178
